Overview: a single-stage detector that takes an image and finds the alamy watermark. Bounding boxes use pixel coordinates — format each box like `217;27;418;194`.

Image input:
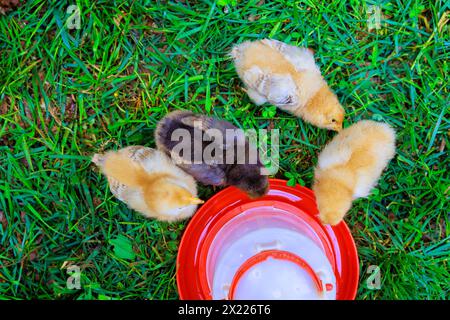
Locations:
66;5;81;30
66;265;81;290
168;123;279;175
367;5;382;31
366;265;381;290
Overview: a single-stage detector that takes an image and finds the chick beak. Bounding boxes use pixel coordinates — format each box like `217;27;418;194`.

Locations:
188;197;204;205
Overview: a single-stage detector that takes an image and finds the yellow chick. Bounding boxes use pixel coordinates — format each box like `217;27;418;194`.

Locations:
92;146;203;222
231;39;344;131
312;120;396;225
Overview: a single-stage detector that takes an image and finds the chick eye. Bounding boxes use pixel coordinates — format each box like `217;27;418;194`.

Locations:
331;119;337;123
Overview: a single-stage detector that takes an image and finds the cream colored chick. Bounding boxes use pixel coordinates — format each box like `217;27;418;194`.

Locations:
312;120;396;225
92;146;203;222
231;39;344;131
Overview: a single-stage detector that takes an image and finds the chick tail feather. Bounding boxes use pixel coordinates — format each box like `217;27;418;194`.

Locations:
102;153;149;188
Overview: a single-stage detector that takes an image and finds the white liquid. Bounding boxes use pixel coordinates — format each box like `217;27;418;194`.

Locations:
234;257;321;300
210;227;336;300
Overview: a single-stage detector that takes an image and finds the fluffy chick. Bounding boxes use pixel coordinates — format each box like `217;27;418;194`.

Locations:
92;146;202;222
312;120;396;225
155;110;269;198
231;39;344;131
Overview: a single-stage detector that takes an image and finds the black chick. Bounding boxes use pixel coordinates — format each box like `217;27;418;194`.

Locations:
155;110;269;198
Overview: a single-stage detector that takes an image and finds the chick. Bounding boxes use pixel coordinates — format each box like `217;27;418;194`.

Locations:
155;110;269;198
231;39;344;131
92;146;203;222
312;120;396;225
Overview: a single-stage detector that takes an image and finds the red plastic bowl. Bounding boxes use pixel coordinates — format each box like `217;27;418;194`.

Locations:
176;178;359;300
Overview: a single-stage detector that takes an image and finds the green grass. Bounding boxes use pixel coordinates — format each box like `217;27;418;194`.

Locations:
0;0;448;300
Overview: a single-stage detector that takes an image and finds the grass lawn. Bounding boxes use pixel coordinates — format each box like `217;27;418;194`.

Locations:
0;0;448;300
